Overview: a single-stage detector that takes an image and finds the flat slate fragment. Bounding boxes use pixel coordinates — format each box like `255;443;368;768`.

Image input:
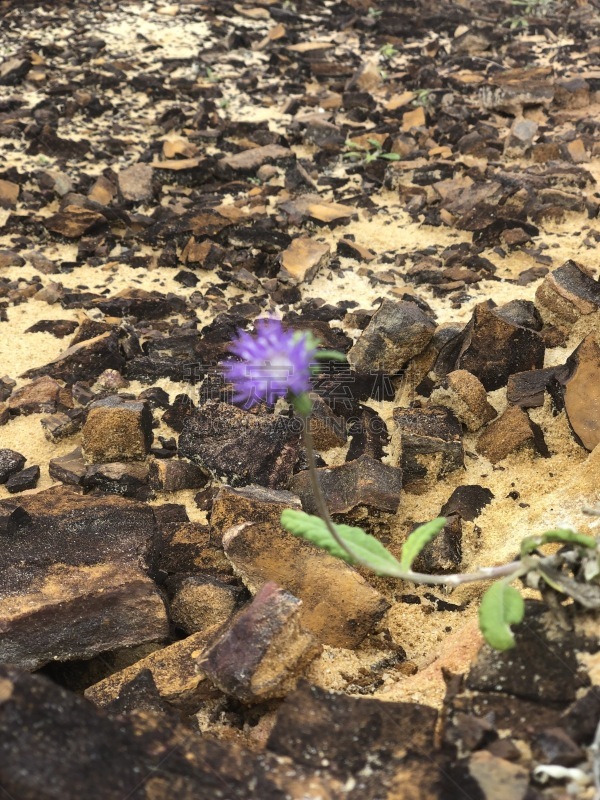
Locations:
21;330;125;384
560;334;600;451
0;562;168;670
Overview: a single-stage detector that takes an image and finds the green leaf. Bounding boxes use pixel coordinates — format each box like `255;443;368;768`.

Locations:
478;581;524;651
381;152;401;161
314;349;347;362
400;517;447;571
280;509;403;575
521;529;597;557
291;392;313;417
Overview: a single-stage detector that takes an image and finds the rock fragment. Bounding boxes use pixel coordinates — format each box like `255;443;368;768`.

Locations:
278;237;330;284
393;406;464;490
0;448;26;483
83;462;150;498
149;458;209;492
456;301;545;391
210;484;302;542
21;330;125;384
179;401;301;489
468;751;529;800
82;395;153;463
48;447;87;486
218;144;293;176
535;260;600;328
560;334;600;451
411;514;462;573
429;369;496;431
347;299;435;374
199;582;322;703
117;163;154;202
6;465;40;493
0;563;168;670
45;205;106;238
223;520;389;648
506;366;564;408
290;455;402;515
476;405;548;463
41;408;85;442
168;575;244;634
440;485;494;521
7;375;62;414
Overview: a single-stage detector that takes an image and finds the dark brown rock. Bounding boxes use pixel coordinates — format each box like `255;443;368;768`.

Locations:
531;727;585;767
82;395;153;463
168;574;245;634
156;520;232;579
411;514;462;573
83;462;150;498
7;375;62;414
210;484;302;542
0;562;168;670
200;582;322;703
149;458;209;492
45;205;106;237
223;520;389;648
6;465;40;493
456;301;545;391
290;455;403;515
346;406;389;461
476;405;547;464
0;375;15;402
179;401;301;489
40;408;85;442
347;298;435;374
393;406;464;491
94;288;183;319
48;447;87;486
535;259;600;328
506;367;564;408
21;330;125;384
440;485;494;521
0;448;26;483
304;392;347;450
25;319;78;338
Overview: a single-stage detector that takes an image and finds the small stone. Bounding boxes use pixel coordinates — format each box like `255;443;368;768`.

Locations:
168;575;244;634
83;462;150;498
179;401;301;489
6;466;40;494
25;318;77;337
440;485;494;521
430;369;497;431
531;727;585;767
535;259;600;328
0;178;19;208
503;117;538;157
337;239;376;262
476;405;546;464
85;628;219;713
149;458;209;492
290;455;403;515
92;369;129;392
456;301;545;391
393;406;464;491
348;299;435;374
162;393;195;432
88;174;117;205
45;205;106;238
199;582;322;703
7;376;62;415
304;392;347;450
117;163;154;202
217;144;292;176
278;237;330;284
468;751;529;800
82;395;153;463
48;447;87;486
0;376;15;402
21;331;125;384
411;514;462;573
0;449;26;483
223;520;389;648
156;520;232;579
506;366;565;408
41;408;85;442
560;334;600;451
0;563;168;671
210;484;302;542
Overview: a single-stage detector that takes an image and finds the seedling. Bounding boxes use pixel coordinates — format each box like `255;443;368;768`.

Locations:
343;137;401;165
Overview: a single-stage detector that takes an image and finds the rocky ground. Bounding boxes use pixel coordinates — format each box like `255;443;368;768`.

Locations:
2;0;600;798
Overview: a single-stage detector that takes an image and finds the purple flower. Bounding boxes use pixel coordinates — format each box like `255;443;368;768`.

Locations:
222;318;317;409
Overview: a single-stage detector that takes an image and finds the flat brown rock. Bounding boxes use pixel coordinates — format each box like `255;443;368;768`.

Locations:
430;369;496;431
45;205;106;237
476;405;541;464
218;144;292;175
223;520;389;648
278;237;330;284
21;330;125;384
210;484;302;542
117;163;154;202
562;334;600;451
0;562;168;670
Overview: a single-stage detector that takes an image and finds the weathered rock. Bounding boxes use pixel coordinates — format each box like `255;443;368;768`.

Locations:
304;392;347;450
218;144;293;176
0;486;158;585
268;681;442;792
468;751;529;800
179;401;301;489
168;575;244;634
530;727;585;767
504;117;538;157
210;484;302;542
156;520;233;579
0;563;168;670
346;405;389;461
467;601;590;703
6;465;40;493
393;406;464;491
429;369;496;431
85;628;220;712
0;665;299;800
290;455;403;515
118;163;154;202
83;461;150;498
223;520;389;648
94;288;183;319
535;260;600;328
21;330;125;384
440;485;494;521
456;301;545;391
278;237;330;284
347;299;435;374
0;375;15;402
45;205;106;237
560;334;600;451
0;55;31;85
48;446;87;486
25;318;77;337
0;448;26;483
7;375;62;414
41;408;85;442
200;582;322;703
149;458;209;492
411;514;462;573
476;405;548;463
506;366;565;408
82;395;153;463
0;178;19;207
